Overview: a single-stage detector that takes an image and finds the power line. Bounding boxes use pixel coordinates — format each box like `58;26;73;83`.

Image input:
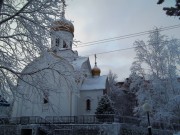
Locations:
82;40;175;57
78;24;180;46
83;46;135;57
73;24;180;48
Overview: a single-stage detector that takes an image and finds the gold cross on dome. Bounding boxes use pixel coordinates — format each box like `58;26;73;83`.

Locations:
94;54;97;65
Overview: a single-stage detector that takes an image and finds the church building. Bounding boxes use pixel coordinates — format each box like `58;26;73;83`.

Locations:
12;4;109;118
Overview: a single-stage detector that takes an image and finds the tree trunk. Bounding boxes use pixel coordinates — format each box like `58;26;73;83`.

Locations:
0;0;4;13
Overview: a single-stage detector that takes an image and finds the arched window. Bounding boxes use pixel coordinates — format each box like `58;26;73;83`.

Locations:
63;40;67;48
86;99;91;111
43;92;49;104
43;98;48;104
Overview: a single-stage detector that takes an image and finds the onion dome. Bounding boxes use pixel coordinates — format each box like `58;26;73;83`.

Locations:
92;64;101;76
51;18;74;34
51;1;74;34
92;54;101;76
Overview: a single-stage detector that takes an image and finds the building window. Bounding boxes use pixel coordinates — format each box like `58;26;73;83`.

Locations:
55;38;59;46
43;92;49;104
43;98;48;104
63;40;67;48
86;99;91;111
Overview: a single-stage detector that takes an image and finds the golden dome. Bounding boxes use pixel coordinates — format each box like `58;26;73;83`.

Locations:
51;18;74;34
92;64;101;76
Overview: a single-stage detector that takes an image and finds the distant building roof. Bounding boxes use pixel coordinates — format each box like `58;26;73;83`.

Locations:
80;75;107;91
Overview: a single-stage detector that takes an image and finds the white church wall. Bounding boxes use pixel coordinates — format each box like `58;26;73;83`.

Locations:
71;92;79;116
56;49;78;62
0;106;10;117
13;79;76;118
12;52;78;118
79;89;104;115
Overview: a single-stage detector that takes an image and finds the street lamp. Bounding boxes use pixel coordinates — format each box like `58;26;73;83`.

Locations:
143;103;152;135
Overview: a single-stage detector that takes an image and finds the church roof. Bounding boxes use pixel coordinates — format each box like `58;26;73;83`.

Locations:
72;57;89;70
80;75;107;91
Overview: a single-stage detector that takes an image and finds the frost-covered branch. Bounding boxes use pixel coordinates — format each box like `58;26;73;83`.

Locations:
0;0;33;25
0;0;64;101
0;65;55;76
130;28;180;124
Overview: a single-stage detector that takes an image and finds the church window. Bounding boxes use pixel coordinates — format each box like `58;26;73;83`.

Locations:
43;92;49;104
55;38;59;46
86;99;91;111
43;98;48;104
63;40;67;48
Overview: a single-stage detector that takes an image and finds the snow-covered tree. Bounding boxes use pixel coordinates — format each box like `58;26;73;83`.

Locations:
95;95;114;120
130;28;180;123
0;0;65;100
108;70;118;91
108;71;135;116
108;71;119;102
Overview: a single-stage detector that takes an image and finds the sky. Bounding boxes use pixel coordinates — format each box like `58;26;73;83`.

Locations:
65;0;180;81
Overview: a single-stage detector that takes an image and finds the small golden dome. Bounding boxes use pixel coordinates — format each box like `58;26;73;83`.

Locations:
92;64;101;76
51;18;74;34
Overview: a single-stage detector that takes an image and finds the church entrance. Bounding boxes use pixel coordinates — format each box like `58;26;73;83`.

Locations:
21;129;32;135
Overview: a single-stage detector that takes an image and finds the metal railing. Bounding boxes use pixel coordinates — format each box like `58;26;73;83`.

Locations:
0;115;180;131
9;116;43;125
0;115;115;125
45;115;114;124
118;116;141;125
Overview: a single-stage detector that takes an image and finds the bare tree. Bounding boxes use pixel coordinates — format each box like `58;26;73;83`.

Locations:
0;0;64;100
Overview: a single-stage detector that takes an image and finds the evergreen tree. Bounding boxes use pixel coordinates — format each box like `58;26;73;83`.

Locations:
95;95;114;122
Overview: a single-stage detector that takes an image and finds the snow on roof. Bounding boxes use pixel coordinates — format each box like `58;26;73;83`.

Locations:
80;75;107;91
72;57;88;70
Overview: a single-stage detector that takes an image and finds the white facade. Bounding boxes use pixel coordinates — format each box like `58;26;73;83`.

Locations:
12;16;109;118
0;97;10;117
79;76;109;115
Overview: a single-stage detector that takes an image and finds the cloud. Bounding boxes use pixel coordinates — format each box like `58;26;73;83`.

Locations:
66;0;180;80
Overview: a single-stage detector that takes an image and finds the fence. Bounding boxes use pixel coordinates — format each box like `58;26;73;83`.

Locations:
0;115;115;125
0;115;180;131
53;125;101;135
